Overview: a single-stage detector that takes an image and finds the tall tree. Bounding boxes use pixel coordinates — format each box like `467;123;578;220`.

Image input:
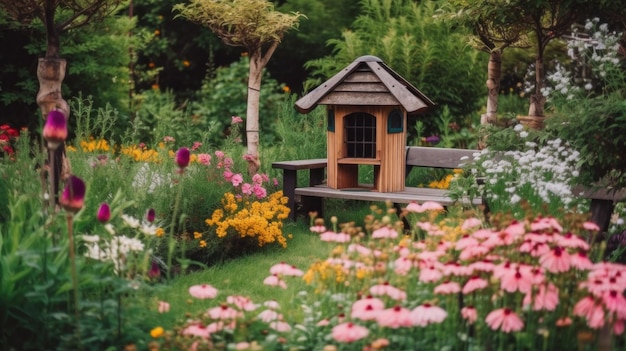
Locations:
445;0;529;125
0;0;125;203
174;0;304;175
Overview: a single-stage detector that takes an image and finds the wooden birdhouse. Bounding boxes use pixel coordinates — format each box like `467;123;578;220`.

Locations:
295;55;435;192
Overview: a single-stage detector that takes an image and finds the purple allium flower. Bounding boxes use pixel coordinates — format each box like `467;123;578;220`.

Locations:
175;147;190;169
60;176;86;213
146;208;156;222
42;110;67;149
97;203;111;223
425;135;440;145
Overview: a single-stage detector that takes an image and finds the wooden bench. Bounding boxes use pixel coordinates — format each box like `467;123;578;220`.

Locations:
273;146;626;235
272;146;481;220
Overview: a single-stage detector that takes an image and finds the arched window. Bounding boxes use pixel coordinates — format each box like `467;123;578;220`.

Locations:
344;112;376;158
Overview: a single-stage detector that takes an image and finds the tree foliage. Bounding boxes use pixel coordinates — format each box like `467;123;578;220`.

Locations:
304;0;486;134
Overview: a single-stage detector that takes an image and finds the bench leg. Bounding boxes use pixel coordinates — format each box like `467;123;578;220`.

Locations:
282;169;298;221
306;168;325;219
589;199;614;243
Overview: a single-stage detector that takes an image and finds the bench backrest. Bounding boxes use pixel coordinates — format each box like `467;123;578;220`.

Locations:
405;146;479;170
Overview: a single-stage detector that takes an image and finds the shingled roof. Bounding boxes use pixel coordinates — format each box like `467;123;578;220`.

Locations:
295;55;435;114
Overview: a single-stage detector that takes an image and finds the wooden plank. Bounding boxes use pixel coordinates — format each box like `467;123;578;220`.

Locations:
338;157;381;165
319;91;401;106
405;146;478;169
295;184;483;206
334;82;388;92
272;159;327;171
572;185;626;201
342;71;381;83
366;61;433;113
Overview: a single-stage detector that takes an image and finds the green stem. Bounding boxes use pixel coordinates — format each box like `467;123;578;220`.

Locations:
67;213;82;350
48;147;57;244
167;171;184;280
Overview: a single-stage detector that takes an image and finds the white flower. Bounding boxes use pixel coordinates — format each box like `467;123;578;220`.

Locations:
105;223;116;235
81;234;100;243
122;214;140;228
513;124;524;132
140;222;158;236
519;131;529;138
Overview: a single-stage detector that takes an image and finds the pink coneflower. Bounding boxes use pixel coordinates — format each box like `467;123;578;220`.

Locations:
157;301;170;313
410;303;448;326
269;262;304;277
555;317;572;326
469;259;495;273
393;256;413;275
96;203;110;223
461;217;482;230
310;225;327;233
405;201;425;213
42;110;67;149
570;250;593;270
372;226;399;239
351;296;385;321
419;264;443;283
263;274;287;289
231;115;244;124
434;281;461;295
554;232;590;250
370;282;407;301
227;295;257;311
455;235;479;251
573;295;606;329
207;304;239;320
539;246;571;273
503;220;526;238
257;309;280;322
320;231;351;243
461;306;478;324
459;244;490;261
582;221;600;231
499;266;533;294
462;276;489;294
614;319;625;335
331;322;369;343
175;147;190;169
530;216;563;233
197;153;211;166
421;201;444;211
524;283;559;311
602;290;626;314
60;176;86;213
189;284;218;299
269;320;291;332
485;308;524;333
442;262;473;276
263;300;281;310
376;305;414;328
182;323;211;339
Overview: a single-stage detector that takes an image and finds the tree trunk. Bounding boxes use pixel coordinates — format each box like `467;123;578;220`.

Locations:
37;58;71;205
528;52;545;118
481;50;502;125
245;54;263;176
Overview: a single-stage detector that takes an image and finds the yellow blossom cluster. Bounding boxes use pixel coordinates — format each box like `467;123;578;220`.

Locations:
120;144;162;163
79;137;111;152
428;169;463;189
205;191;291;248
303;260;347;289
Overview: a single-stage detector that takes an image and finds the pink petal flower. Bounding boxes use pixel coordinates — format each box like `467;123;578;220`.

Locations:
97;203;111;223
372;226;399;239
175;147;190;169
43;110;67;148
370;282;407;300
269;262;303;276
189;284;218;299
207;304;240;320
157;301;170;313
485;308;524;333
263;274;287;289
461;306;477;324
410;303;448;326
351;296;385;321
231;173;244;187
539;246;571;273
434;281;461;295
60;176;86;213
376;305;414;328
182;323;211;339
227;295;257;311
331;322;369;343
462;276;489;294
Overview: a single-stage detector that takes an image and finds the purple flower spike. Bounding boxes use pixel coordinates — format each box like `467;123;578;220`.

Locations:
176;147;190;169
60;176;86;213
97;203;111;223
43;110;67;149
146;208;156;222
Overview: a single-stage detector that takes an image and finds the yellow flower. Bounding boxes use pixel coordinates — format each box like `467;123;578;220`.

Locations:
150;326;164;338
193;231;202;239
199;240;207;248
155;228;165;237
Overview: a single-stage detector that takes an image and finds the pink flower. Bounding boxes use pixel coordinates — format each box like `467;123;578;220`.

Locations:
146;208;156;222
224;157;234;168
499;266;534;294
227;295;257;311
157;301;170;313
376;305;414;328
539;246;571;273
410;303;448;326
263;274;287;289
583;221;600;231
554;232;590;250
269;262;303;276
60;176;86;213
241;183;253;195
461;217;482;230
393;256;413;275
42;110;67;148
269;320;291;332
419;264;443;283
97;203;111;223
231;115;244;124
602;290;626;314
405;202;425;213
191;141;202;150
182;323;211;339
257;309;280;322
370;282;407;301
434;281;461;295
462;276;489;294
573;296;606;329
372;226;399;239
175;147;191;169
421;201;444;211
570;250;593;270
524;283;559;311
485;308;524;333
207;304;240;320
252;173;263;185
223;170;234;182
530;216;563;233
189;284;218;299
310;225;327;233
252;184;267;199
197;153;211;166
215;150;225;159
555;317;572;326
273;178;279;186
231;173;244;186
351;297;385;321
331;322;369;343
461;306;477;324
163;136;175;143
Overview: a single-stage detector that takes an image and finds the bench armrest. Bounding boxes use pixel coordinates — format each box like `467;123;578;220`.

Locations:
272;159;328;220
271;158;327;171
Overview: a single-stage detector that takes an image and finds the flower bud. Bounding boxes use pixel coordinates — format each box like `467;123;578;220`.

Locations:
146;208;156;222
175;147;190;169
97;202;111;223
42;110;67;149
59;176;86;213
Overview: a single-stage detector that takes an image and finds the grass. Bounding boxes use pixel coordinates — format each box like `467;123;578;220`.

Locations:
135;215;342;329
